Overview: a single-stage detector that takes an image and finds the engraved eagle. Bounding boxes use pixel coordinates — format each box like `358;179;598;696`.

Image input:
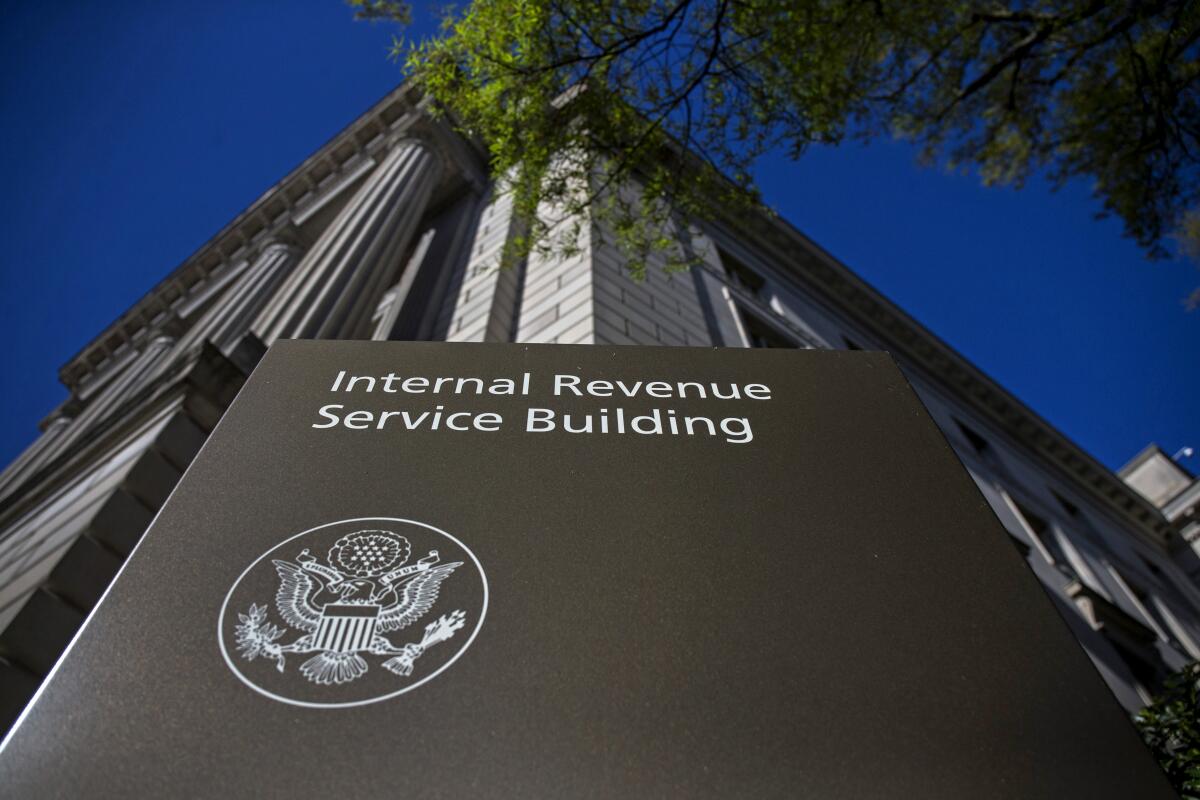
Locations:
233;530;467;686
271;558;462;633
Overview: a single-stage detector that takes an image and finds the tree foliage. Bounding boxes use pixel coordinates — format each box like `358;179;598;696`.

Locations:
1135;661;1200;798
355;0;1200;280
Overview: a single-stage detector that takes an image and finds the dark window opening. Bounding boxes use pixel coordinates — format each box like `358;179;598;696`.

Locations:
741;312;797;349
1135;558;1193;631
955;419;991;455
1127;579;1153;610
1108;637;1167;696
1124;576;1174;639
1008;535;1032;559
720;249;766;297
1012;500;1071;570
1052;490;1080;517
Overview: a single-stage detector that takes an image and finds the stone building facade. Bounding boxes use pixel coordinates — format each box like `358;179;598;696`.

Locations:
1;83;1197;732
1121;445;1200;585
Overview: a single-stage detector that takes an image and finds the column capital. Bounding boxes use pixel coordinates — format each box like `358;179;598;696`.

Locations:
401;113;487;194
257;240;303;261
37;412;76;434
147;334;177;350
256;130;444;342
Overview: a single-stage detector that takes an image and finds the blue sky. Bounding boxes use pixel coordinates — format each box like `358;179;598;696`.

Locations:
0;1;1196;473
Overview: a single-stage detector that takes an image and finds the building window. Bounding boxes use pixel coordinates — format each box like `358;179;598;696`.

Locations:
1113;568;1171;642
1052;490;1081;518
719;248;766;298
1107;637;1166;699
955;419;991;455
1008;536;1032;559
740;311;797;349
1012;500;1072;572
1139;556;1165;579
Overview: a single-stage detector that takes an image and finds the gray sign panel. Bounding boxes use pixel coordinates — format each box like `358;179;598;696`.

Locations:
0;341;1172;797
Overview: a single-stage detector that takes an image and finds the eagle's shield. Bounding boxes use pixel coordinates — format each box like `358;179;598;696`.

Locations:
315;603;380;653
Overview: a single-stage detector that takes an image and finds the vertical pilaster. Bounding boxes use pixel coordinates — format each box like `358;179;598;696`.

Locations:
445;189;526;343
209;242;301;351
254;138;441;343
0;417;72;500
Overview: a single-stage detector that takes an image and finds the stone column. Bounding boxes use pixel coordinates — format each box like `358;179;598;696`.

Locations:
254;138;441;342
209;242;301;351
42;335;177;467
161;241;302;366
0;416;72;501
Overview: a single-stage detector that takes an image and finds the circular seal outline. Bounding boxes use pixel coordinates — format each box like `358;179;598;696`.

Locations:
217;516;488;709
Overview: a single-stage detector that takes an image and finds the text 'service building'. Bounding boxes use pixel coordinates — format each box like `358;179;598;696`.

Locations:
0;83;1196;732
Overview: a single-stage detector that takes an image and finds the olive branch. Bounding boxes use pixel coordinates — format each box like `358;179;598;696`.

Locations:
235;603;287;671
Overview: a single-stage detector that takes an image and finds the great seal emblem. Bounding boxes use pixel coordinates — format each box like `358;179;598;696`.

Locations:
218;517;487;708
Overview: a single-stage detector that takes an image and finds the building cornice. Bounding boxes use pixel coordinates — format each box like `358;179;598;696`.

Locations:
59;80;1173;551
2;341;253;530
719;207;1177;551
59;82;486;391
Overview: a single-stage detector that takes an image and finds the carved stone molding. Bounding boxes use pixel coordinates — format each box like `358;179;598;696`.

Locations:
709;207;1175;549
59;82;485;390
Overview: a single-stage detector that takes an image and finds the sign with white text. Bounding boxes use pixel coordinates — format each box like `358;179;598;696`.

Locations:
0;341;1172;797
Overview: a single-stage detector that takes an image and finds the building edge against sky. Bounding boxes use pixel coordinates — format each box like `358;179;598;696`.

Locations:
0;82;1197;736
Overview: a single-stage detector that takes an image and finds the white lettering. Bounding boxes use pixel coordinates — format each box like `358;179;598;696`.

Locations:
312;404;343;428
488;378;515;395
554;375;582;396
474;412;503;432
343;411;373;429
526;407;556;432
721;417;753;443
587;379;613;397
631;409;663;435
744;383;771;400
